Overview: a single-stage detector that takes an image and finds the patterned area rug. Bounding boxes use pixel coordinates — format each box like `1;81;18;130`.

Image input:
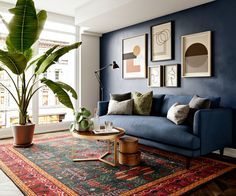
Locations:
0;134;235;196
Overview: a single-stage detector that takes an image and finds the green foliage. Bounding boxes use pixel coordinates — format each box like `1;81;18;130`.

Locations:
36;42;82;75
0;0;81;125
70;108;93;132
41;78;74;110
0;50;27;74
7;0;38;52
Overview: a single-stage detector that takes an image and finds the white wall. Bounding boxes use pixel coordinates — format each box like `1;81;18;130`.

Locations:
79;32;100;113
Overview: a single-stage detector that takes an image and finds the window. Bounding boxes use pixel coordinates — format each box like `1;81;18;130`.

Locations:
0;10;77;134
42;89;49;106
55;69;61;81
43;71;48;78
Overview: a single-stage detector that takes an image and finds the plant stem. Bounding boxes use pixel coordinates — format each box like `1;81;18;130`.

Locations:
4;68;20;101
0;82;19;107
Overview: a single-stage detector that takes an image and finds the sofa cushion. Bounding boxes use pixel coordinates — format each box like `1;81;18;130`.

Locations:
99;115;200;150
160;95;193;116
189;95;211;109
207;96;221;108
150;94;165;116
107;99;133;115
133;91;153;115
167;103;190;125
110;92;131;102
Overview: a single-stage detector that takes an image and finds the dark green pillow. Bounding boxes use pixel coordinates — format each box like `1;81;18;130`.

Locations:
133;91;153;115
110;92;131;102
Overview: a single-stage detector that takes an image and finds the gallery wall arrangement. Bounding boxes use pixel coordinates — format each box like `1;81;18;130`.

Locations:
100;0;236;147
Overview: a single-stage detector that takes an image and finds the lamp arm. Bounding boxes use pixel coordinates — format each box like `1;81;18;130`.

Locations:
95;71;105;100
94;64;111;73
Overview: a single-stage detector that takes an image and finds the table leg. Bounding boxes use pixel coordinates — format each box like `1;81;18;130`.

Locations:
108;140;111;153
114;139;118;166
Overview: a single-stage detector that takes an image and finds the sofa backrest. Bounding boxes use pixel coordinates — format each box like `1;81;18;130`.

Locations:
160;95;193;116
150;94;165;116
157;94;221;116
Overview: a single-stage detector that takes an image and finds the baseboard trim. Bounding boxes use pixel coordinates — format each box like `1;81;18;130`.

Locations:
214;148;236;158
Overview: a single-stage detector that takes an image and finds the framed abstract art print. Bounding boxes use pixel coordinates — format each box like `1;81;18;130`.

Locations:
151;21;172;61
164;64;179;87
148;66;163;87
182;31;211;77
122;34;147;79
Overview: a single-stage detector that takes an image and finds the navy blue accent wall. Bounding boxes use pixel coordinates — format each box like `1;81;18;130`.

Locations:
100;0;236;147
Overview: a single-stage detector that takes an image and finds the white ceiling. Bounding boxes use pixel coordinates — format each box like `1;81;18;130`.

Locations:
0;0;215;33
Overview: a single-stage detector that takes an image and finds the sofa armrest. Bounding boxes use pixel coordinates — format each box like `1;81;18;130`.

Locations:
97;101;109;116
193;108;232;155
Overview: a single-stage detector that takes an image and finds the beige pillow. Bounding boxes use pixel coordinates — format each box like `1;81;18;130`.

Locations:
167;103;190;125
107;99;133;115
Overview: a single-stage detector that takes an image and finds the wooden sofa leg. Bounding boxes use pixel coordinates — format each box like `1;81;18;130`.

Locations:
186;157;191;169
220;148;224;157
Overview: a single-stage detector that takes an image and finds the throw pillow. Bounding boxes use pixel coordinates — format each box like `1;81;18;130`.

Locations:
187;95;211;126
167;103;190;125
189;95;211;109
133;91;153;115
110;92;131;102
107;99;133;115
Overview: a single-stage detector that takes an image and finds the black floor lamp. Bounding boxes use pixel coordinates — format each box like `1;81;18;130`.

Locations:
94;61;119;101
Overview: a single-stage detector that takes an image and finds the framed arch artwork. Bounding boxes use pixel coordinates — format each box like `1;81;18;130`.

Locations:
181;31;211;77
122;34;147;79
151;21;173;61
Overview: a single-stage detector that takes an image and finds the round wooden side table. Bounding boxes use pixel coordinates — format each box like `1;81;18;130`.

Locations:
72;127;125;166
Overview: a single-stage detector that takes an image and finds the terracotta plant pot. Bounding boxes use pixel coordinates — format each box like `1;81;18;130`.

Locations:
12;123;35;148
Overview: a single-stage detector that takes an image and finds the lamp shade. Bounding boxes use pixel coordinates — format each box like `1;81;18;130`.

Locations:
112;61;119;69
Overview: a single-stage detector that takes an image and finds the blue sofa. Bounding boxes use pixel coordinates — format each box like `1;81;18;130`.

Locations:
97;94;232;167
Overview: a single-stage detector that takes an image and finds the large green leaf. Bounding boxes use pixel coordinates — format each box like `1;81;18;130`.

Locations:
0;49;27;75
56;81;78;99
7;0;38;53
34;45;59;72
35;10;47;42
36;42;82;75
41;78;74;110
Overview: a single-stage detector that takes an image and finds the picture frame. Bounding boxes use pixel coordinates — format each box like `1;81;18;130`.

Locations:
122;34;147;79
151;21;173;61
148;66;163;87
181;31;211;77
164;64;179;87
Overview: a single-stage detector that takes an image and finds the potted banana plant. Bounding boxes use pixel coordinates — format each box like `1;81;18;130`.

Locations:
0;0;81;147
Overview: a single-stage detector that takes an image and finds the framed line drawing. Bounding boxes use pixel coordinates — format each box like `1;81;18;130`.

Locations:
164;64;179;87
122;34;147;79
151;21;172;61
148;66;163;87
182;31;211;77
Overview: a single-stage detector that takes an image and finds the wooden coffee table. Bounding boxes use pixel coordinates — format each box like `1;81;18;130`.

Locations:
71;127;125;166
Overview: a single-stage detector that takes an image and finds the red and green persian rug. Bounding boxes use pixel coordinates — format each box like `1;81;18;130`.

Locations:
0;134;235;195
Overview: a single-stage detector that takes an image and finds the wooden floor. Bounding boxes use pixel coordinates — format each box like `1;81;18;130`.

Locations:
0;131;236;196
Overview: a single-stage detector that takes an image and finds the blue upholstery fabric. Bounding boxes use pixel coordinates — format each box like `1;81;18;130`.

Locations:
97;101;109;116
207;96;221;108
99;115;200;150
97;94;231;158
193;108;232;155
160;95;193;116
150;94;165;116
138;138;200;157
